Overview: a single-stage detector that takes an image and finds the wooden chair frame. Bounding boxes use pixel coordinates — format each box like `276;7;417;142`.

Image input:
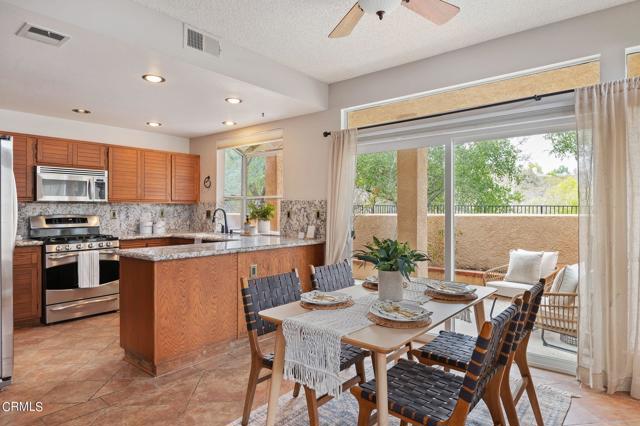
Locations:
352;301;522;426
241;269;367;426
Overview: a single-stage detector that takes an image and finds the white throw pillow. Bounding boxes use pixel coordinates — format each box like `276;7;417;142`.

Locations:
515;249;558;278
551;264;579;293
504;250;544;285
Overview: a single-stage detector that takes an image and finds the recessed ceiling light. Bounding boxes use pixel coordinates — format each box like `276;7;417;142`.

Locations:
225;97;242;104
146;121;162;127
72;108;91;114
222;120;237;126
142;74;165;83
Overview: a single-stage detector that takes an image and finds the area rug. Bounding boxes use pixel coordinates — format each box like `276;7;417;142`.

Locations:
229;371;575;425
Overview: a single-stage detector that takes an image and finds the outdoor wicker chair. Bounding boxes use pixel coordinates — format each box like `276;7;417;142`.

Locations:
240;270;370;426
536;265;579;352
351;302;522;426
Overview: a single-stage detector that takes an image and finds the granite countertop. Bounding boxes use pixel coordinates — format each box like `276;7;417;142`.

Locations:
15;239;43;247
117;234;325;262
117;232;238;241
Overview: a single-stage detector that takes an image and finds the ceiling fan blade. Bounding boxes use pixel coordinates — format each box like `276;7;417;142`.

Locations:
402;0;460;25
329;3;364;38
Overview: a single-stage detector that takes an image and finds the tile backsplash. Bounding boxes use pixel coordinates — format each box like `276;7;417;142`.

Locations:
17;202;200;238
280;200;327;239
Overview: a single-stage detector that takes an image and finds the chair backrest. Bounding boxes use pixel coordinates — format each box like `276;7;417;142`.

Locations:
311;260;354;292
458;301;521;409
241;270;302;337
523;281;545;334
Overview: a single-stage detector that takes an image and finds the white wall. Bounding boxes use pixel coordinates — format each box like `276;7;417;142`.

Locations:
0;109;189;152
192;1;640;203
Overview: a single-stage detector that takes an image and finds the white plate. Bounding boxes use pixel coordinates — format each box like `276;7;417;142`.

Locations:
424;280;476;295
301;291;352;306
370;300;432;322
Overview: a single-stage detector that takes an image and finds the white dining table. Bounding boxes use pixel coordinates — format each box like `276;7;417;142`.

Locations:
258;283;496;426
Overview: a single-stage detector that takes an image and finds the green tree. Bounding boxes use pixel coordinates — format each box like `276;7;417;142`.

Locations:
546;131;577;159
355;151;397;206
427;140;524;206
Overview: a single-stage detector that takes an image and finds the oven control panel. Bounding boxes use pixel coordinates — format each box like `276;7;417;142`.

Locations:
47;240;119;253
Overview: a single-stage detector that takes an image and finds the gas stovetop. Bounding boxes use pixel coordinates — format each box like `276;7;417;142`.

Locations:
29;215;120;253
40;234;119;253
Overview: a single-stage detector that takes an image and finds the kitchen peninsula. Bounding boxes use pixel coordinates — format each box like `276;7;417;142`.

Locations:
117;234;324;376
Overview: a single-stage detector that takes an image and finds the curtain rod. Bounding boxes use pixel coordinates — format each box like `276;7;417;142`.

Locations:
322;88;575;138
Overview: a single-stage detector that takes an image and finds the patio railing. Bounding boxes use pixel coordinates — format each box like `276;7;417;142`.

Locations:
353;204;579;215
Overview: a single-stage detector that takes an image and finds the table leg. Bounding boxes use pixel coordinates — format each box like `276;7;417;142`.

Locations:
374;351;389;426
473;300;487;333
266;325;285;426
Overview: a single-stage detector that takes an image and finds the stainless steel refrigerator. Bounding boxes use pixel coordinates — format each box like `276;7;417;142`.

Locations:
0;135;18;389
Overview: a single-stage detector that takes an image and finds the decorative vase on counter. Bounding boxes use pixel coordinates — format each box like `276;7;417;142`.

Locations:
378;270;404;301
258;220;271;234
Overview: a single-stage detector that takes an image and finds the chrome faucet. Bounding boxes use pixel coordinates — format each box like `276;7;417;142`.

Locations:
212;208;230;234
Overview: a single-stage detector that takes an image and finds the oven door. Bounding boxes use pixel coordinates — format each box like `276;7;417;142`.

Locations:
36;172;92;202
44;249;119;306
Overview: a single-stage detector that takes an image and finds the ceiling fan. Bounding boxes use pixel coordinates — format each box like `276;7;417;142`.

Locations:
329;0;460;38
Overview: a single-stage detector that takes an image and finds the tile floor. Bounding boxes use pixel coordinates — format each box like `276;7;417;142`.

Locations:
0;312;638;425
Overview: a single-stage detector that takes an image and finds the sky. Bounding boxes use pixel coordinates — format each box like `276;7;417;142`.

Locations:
516;133;577;174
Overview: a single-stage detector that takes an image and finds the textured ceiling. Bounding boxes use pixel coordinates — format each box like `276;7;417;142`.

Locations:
131;0;635;83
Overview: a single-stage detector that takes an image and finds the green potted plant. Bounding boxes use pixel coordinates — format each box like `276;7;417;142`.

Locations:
354;237;429;301
248;202;276;234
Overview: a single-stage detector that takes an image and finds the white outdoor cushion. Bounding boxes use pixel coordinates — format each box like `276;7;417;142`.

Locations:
550;264;579;293
504;250;543;285
514;249;558;278
486;280;534;298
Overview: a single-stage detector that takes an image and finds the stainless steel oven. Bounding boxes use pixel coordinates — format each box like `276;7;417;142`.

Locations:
30;215;119;324
44;249;119;322
36;166;108;202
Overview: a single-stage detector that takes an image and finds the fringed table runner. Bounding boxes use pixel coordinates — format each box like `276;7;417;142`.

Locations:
282;294;376;398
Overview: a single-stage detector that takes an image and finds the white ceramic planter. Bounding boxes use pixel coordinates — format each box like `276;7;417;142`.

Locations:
378;270;404;301
258;220;271;234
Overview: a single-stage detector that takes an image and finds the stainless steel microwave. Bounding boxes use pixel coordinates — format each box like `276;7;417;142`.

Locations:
36;166;108;202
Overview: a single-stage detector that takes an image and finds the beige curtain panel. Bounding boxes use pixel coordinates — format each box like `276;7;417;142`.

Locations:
577;77;640;398
325;129;358;264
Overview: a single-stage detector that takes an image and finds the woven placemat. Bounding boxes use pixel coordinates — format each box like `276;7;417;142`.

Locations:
366;312;432;329
425;289;478;302
300;299;355;310
362;281;378;291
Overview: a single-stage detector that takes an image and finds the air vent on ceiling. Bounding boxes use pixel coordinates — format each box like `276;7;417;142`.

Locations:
183;24;221;57
16;22;70;47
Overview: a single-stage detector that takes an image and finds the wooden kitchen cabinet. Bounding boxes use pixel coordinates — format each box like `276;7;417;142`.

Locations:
108;146;142;202
35;137;74;166
141;150;171;202
73;142;107;169
119;238;195;249
171;154;200;203
6;131;36;201
13;246;41;326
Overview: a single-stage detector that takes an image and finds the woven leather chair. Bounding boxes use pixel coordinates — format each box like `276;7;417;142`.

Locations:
310;259;355;291
351;301;521;426
411;282;545;426
240;270;370;426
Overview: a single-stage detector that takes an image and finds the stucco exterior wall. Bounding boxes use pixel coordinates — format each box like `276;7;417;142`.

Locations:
354;214;578;271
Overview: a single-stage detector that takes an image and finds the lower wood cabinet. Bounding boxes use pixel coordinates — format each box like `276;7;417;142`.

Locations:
13;246;41;326
119;238;195;249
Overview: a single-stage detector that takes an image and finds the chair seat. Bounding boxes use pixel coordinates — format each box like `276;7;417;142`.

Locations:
486;280;534;298
261;343;369;370
416;331;475;370
360;359;463;425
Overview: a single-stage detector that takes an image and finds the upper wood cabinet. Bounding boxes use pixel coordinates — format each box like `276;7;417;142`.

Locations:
171;154;200;203
108;146;142;202
35;137;74;166
141;151;171;202
36;137;107;169
73;142;107;169
6;132;36;201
